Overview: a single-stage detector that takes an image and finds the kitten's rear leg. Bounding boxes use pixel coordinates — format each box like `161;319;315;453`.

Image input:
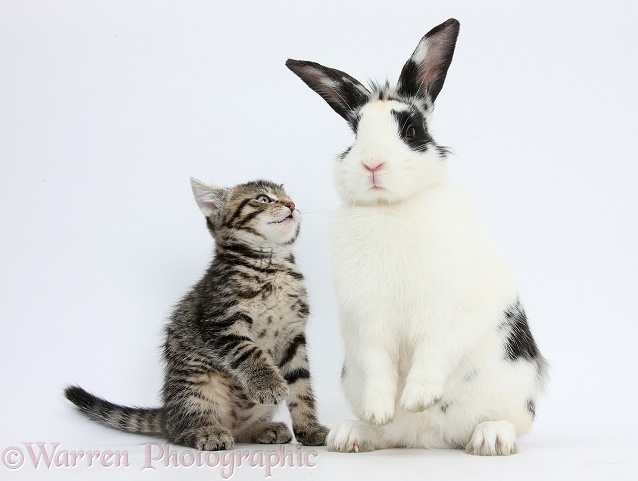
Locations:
173;424;235;451
164;404;236;451
327;420;388;453
235;421;293;444
163;368;238;450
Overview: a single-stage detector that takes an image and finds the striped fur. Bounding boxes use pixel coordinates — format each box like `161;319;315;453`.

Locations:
65;179;328;450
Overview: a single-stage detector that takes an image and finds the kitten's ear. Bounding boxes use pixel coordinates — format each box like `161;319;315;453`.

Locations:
286;59;370;127
190;178;230;218
397;18;460;103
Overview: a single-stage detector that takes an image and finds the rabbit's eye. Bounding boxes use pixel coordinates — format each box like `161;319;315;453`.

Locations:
255;195;272;204
404;125;416;141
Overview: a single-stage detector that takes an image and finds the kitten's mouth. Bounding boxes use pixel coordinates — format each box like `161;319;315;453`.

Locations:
269;214;295;224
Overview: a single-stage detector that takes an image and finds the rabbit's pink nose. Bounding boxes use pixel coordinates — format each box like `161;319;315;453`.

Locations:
364;162;385;172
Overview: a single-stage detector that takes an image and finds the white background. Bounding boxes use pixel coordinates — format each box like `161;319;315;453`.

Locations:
1;1;637;480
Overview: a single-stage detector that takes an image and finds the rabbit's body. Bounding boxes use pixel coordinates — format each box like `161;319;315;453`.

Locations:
287;18;547;455
332;187;544;452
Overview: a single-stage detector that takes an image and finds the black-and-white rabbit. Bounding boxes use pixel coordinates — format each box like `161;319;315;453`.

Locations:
286;18;548;455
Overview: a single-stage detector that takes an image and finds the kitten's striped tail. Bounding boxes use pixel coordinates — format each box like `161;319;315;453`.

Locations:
64;385;164;437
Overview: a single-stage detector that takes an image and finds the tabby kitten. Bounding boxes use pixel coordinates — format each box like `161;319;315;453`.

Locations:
65;178;329;450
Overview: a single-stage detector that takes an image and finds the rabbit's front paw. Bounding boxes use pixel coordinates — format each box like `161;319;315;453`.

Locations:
466;421;517;456
328;420;378;453
361;396;395;425
399;380;444;413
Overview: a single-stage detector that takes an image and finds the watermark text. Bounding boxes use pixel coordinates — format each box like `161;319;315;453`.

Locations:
2;442;318;478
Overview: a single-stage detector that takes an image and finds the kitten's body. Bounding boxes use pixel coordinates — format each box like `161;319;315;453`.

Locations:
66;179;328;450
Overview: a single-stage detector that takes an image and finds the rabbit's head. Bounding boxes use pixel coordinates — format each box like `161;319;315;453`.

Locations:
287;19;460;206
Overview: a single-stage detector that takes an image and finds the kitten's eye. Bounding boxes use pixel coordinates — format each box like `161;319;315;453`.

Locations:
255;195;272;204
404;125;416;141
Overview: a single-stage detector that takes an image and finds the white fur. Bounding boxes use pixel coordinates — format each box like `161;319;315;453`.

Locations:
334;102;446;206
411;39;429;65
327;100;546;454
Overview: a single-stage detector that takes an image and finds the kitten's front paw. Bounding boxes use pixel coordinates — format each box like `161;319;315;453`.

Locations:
294;424;330;446
361;397;395;425
399;380;444;413
247;372;289;404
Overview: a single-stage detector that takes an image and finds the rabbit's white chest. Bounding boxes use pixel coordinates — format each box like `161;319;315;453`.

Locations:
331;188;477;317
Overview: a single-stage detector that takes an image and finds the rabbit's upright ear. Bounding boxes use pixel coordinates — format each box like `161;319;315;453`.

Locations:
397;19;460;103
286;59;370;127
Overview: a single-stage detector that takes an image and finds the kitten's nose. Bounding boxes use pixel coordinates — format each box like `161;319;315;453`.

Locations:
285;201;296;212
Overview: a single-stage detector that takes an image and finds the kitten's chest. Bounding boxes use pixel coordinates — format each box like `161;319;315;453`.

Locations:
246;272;307;347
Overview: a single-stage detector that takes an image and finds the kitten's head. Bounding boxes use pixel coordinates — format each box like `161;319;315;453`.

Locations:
190;178;300;248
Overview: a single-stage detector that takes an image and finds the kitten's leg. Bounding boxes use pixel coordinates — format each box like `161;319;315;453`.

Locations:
205;323;289;405
163;398;234;450
278;336;329;446
171;425;235;451
163;371;236;450
162;361;246;451
235;421;293;444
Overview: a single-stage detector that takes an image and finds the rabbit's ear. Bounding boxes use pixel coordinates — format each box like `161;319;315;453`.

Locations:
286;59;370;127
190;177;230;218
397;19;460;103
